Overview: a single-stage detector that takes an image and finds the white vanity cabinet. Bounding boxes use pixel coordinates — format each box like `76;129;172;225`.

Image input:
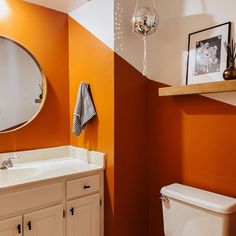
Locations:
0;216;22;236
67;194;100;236
0;206;64;236
24;205;64;236
0;171;104;236
66;174;102;236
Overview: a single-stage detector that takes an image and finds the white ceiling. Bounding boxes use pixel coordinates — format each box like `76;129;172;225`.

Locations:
23;0;89;14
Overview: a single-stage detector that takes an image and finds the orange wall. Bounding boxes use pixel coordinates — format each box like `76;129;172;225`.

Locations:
68;19;149;236
0;0;70;152
1;2;147;235
68;18;115;236
148;80;236;235
3;3;235;236
114;54;148;235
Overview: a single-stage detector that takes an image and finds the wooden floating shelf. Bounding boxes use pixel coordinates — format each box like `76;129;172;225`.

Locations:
159;80;236;96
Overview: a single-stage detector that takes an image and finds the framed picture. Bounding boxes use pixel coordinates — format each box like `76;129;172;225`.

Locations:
186;22;231;85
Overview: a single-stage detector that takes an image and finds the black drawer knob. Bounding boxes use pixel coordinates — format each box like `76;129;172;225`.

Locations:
83;185;91;189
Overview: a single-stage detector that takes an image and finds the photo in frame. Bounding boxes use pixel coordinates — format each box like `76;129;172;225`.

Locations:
186;22;231;85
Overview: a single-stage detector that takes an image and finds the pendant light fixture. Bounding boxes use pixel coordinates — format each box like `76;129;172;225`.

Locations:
132;0;159;76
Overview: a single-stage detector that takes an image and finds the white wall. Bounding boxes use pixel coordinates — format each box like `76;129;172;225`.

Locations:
70;0;236;106
69;0;114;50
115;0;236;106
23;0;88;13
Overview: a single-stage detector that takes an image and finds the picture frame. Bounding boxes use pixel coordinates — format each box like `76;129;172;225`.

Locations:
186;22;231;85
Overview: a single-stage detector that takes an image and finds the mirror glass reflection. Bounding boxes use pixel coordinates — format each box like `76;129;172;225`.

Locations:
0;36;46;133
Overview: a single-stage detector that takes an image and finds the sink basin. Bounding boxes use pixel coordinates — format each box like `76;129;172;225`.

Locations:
0;168;43;184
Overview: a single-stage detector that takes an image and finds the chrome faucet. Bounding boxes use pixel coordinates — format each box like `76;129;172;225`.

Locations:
0;156;20;170
0;158;13;169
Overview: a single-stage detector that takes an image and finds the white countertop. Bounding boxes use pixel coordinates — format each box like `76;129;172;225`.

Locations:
0;146;105;190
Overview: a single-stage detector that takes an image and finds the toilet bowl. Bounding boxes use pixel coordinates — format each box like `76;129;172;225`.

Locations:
160;184;236;236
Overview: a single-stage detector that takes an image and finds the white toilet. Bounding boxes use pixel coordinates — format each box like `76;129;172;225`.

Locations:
160;184;236;236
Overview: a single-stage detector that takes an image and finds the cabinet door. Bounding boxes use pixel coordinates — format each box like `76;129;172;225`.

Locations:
67;194;100;236
24;205;64;236
0;216;22;236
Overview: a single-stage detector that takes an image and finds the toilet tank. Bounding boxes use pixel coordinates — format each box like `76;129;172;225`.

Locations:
160;184;236;236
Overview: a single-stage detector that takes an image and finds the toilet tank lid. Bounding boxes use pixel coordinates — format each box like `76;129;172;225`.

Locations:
161;184;236;214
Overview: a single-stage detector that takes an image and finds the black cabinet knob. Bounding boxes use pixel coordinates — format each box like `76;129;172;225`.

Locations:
27;221;32;230
17;224;21;234
70;207;74;216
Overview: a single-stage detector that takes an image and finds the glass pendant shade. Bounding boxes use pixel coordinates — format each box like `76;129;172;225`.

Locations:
132;6;158;37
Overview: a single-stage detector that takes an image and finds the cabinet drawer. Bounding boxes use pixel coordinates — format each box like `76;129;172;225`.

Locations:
0;183;63;218
66;175;99;200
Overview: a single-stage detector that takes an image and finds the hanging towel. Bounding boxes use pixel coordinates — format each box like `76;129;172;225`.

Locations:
73;82;97;136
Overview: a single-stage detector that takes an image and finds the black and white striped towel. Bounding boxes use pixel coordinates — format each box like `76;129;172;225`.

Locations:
72;82;97;136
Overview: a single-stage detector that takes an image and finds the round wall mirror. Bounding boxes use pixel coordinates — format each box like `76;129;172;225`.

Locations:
0;36;47;133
